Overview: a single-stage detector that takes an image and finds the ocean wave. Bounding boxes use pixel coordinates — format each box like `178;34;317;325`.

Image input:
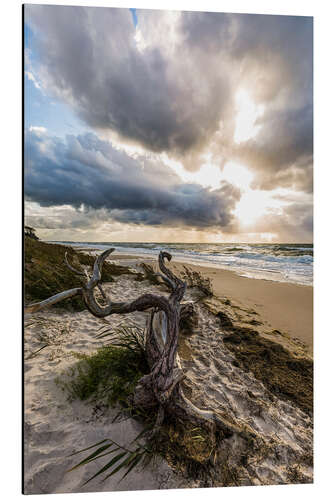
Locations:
56;241;313;286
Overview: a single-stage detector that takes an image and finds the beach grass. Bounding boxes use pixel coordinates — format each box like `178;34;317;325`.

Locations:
57;323;235;485
24;244;313;490
24;237;134;311
58;345;149;407
223;326;313;415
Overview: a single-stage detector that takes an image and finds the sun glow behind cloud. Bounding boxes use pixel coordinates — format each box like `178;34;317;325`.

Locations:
163;85;276;229
222;161;288;227
234;88;263;144
222;161;253;191
24;7;312;243
164;156;286;228
235;190;283;226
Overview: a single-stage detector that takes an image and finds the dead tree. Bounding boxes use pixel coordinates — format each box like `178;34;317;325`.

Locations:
25;249;253;441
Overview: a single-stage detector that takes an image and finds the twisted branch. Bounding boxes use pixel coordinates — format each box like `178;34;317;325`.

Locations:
25;249;181;323
158;251;186;303
64;252;86;276
25;248;242;439
154;272;175;291
24;288;82;314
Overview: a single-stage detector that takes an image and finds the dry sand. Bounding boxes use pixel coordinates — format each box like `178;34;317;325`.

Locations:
24;251;313;493
195;265;312;351
112;253;313;353
24;279;188;494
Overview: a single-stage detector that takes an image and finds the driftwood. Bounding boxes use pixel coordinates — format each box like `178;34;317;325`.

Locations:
25;249;254;441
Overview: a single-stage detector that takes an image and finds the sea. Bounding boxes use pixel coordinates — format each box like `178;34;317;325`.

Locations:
54;242;313;287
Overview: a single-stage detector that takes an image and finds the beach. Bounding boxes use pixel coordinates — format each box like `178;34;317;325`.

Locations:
24;244;313;493
181;265;313;354
112;253;313;354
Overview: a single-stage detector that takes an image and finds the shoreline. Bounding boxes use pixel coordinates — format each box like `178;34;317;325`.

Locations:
54;242;313;288
101;251;313;354
24;240;313;492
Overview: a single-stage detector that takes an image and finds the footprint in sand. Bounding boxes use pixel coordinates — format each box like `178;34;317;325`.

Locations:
211;375;221;385
195;354;210;367
212;359;224;373
85;319;98;326
75;339;89;346
206;386;222;399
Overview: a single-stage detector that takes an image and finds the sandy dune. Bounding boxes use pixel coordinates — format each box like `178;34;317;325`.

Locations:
24;259;313;493
24;286;186;493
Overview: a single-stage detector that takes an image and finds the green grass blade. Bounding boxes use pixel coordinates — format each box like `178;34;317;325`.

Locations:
101;454;136;482
118;453;144;482
68;439;109;457
25;344;48;360
83;451;128;485
67;443;113;472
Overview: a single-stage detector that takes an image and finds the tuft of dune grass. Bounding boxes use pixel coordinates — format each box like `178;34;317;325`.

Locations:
223;326;313;416
24;237;134;311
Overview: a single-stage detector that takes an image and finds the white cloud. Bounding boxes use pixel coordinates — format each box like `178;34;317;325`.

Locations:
25;70;41;90
28;126;47;134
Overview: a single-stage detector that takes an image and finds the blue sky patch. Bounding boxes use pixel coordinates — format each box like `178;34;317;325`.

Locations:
130;8;138;27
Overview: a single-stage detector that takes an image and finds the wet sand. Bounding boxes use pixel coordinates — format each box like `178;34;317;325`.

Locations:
107;253;313;354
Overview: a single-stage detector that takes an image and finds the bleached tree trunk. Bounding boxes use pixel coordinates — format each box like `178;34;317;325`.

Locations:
25;249;253;440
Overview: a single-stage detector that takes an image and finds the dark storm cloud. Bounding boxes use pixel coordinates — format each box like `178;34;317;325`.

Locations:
24;129;240;229
180;11;233;51
26;5;313;191
252;200;313;242
234;104;313;192
234;14;313;192
181;13;312;103
181;12;313;192
26;5;229;160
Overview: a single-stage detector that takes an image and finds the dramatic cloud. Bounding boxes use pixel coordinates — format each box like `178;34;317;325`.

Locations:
24;6;313;242
252;200;313;242
26;6;313;191
24;129;240;230
26;6;230;165
233;104;313;192
181;12;313;191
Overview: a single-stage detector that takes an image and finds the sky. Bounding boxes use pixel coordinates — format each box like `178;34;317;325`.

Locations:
24;5;313;243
